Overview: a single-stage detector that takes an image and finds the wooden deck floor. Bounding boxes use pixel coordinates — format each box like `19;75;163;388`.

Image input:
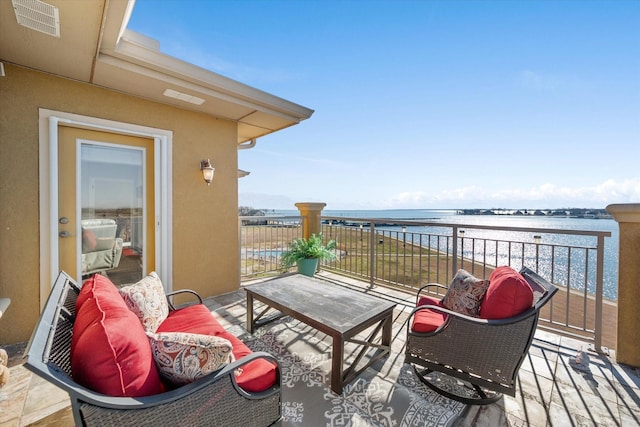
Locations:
0;272;635;427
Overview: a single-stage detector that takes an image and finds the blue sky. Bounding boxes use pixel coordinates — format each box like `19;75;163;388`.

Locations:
127;0;640;210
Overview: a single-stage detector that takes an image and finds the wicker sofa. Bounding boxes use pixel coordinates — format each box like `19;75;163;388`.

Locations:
405;266;557;404
25;271;281;427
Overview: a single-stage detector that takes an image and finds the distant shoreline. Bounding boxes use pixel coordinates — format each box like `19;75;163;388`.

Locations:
456;208;612;219
258;207;614;220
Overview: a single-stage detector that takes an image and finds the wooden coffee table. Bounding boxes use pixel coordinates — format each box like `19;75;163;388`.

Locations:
245;274;396;395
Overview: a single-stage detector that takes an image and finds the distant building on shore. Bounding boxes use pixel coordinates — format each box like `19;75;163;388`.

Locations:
457;208;612;219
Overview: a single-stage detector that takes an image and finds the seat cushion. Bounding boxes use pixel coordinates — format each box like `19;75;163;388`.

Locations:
72;275;163;397
411;296;448;333
441;269;489;317
158;304;227;335
479;266;534;319
217;329;278;393
158;305;277;393
119;272;169;333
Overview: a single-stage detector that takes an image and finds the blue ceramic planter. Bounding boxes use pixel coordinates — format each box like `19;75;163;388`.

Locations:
297;258;319;276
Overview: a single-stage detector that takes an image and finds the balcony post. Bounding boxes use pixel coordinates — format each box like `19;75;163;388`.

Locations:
295;202;327;239
606;203;640;368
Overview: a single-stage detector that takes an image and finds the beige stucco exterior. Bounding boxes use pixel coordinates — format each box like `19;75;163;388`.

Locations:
295;202;327;239
606;203;640;368
0;64;242;343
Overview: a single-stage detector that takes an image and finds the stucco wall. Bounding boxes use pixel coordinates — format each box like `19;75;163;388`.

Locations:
607;204;640;368
0;63;240;343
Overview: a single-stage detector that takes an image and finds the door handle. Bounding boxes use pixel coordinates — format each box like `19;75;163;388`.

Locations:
59;230;71;238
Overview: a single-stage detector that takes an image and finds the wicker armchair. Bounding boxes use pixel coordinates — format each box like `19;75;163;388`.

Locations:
24;272;281;426
405;266;557;404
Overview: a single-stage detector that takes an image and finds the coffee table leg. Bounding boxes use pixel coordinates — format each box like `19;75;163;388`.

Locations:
246;292;254;334
382;313;392;347
331;335;344;395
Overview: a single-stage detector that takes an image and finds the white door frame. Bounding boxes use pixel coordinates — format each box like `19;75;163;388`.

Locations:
38;109;173;307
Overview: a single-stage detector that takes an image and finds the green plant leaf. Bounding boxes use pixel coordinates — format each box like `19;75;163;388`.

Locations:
281;233;337;269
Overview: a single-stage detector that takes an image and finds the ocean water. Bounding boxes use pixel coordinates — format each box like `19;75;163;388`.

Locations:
273;209;619;299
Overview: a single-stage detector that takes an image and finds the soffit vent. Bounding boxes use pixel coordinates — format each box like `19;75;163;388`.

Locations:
163;89;205;105
11;0;60;38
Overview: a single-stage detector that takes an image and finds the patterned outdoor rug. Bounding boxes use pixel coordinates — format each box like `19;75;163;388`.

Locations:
237;316;469;427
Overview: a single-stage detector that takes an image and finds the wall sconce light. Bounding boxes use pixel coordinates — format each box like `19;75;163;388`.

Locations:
200;159;215;185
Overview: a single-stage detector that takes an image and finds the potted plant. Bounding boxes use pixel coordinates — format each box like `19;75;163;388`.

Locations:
281;233;337;277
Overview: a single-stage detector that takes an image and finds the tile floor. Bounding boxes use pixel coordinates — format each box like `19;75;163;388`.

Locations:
1;272;638;426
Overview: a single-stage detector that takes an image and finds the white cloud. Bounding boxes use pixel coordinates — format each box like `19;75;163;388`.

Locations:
238;193;297;210
391;191;429;204
240;179;640;210
381;179;640;209
499;180;640;205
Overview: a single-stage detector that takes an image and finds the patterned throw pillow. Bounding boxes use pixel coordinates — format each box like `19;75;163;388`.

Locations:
119;272;169;333
148;332;235;386
441;269;490;317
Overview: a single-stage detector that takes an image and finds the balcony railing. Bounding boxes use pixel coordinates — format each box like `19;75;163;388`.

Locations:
239;214;613;352
239;215;303;278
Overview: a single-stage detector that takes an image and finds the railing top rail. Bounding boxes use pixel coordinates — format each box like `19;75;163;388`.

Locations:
239;215;301;221
321;216;612;238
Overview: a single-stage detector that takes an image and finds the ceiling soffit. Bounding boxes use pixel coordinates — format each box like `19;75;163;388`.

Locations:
0;0;313;142
0;0;103;81
92;55;261;121
99;33;312;135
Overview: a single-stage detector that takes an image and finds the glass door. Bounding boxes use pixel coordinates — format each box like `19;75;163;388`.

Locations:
58;126;155;285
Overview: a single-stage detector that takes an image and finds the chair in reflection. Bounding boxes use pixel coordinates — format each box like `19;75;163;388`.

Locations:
81;219;123;277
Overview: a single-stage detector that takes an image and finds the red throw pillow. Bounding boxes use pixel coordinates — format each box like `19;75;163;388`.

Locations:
71;275;163;397
81;229;97;252
411;296;448;333
71;275;128;356
479;266;534;320
75;274;119;312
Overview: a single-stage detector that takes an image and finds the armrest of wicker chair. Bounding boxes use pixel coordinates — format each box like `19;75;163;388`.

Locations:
520;267;558;310
408;301;487;333
408;295;550;334
0;297;10;319
165;289;203;311
415;283;449;304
